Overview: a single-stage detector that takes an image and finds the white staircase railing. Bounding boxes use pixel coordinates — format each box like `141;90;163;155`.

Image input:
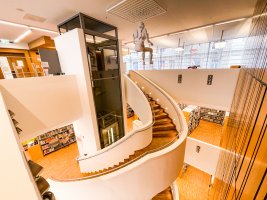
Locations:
77;74;153;173
48;71;188;200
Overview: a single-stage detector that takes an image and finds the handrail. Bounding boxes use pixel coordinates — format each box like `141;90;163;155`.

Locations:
52;133;179;182
130;70;186;134
51;70;187;182
77;74;154;161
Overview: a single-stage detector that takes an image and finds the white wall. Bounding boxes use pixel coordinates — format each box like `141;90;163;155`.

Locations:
138;69;240;111
54;29;100;155
185;137;221;175
0;91;41;200
0;75;82;142
49;128;187;200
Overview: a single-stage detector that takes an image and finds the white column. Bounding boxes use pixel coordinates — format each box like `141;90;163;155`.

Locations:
55;29;101;155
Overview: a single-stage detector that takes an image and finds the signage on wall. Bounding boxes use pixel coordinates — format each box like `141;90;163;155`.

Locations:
207;75;213;85
178;74;182;83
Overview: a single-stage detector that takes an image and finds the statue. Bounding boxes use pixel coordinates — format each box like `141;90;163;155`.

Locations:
133;22;153;65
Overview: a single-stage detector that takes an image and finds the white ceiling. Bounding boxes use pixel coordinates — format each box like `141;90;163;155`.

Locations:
0;0;257;47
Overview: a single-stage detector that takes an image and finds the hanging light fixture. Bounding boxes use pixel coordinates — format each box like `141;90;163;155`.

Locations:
215;30;226;49
175;38;184;51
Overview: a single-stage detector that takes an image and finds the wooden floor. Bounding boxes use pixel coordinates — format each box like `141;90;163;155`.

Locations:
152;186;173;200
36;143;81;180
189;120;223;146
176;165;211;200
35;110;222;198
36;97;177;180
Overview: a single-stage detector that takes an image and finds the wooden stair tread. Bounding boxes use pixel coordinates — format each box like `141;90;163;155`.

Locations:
76;92;178;177
154;118;172;125
153;130;178;137
155;112;168;119
153;108;163;114
153;123;176;132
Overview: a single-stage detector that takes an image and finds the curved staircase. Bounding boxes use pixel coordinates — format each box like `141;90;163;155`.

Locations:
40;71;188;200
78;93;178;177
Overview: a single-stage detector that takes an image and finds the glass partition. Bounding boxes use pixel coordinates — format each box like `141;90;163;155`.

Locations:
58;13;124;149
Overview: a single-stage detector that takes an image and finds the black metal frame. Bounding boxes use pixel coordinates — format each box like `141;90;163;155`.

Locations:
57;13;125;149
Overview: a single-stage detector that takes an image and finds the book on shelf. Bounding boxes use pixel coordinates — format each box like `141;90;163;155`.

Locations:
38;124;76;155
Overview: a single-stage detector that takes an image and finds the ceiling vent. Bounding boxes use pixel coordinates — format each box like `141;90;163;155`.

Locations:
23;13;46;23
107;0;167;23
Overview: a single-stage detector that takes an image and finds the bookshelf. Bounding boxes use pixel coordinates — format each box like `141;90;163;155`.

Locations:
37;124;76;156
200;108;226;125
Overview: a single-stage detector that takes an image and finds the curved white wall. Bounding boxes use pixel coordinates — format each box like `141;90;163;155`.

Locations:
137;69;240;111
48;71;188;200
78;75;153;172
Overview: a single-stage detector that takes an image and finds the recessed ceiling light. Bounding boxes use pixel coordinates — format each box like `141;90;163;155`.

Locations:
215;18;246;26
30;26;57;34
0;19;58;35
0;20;27;28
14;29;32;43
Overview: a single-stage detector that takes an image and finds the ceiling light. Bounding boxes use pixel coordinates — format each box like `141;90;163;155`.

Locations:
0;19;58;35
178;30;189;34
30;26;58;34
252;12;267;18
190;25;213;32
0;20;27;28
169;30;189;36
215;18;246;26
14;29;32;43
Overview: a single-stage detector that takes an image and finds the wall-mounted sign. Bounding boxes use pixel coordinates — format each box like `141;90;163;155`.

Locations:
178;74;182;83
207;75;213;85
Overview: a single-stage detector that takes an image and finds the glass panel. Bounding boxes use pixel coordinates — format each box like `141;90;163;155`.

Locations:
58;16;81;34
123;37;248;70
86;34;124;148
83;17;116;36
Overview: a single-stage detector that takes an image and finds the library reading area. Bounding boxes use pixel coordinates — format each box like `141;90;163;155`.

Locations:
0;0;266;200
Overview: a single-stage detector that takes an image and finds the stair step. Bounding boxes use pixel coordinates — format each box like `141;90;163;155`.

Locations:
28;160;43;177
36;176;50;195
155;112;168;120
154;118;172;125
146;96;153;101
153;124;176;132
153;108;163;114
152;104;160;109
153;130;178;137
